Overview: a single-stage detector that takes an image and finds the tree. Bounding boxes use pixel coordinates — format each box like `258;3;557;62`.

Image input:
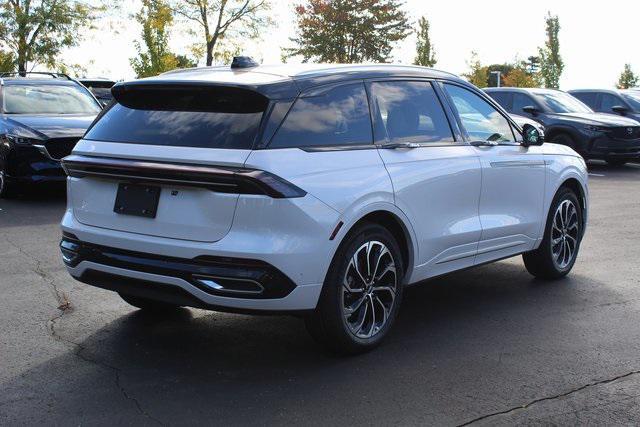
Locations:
285;0;411;63
0;0;97;74
413;16;435;67
463;51;488;87
503;65;538;88
538;12;563;89
170;0;270;67
0;50;15;72
130;0;180;78
616;64;638;89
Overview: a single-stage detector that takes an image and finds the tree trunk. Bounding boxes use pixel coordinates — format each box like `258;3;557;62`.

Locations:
206;45;213;66
17;55;26;75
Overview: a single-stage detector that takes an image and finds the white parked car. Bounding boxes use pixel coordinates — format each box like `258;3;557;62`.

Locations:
60;61;588;354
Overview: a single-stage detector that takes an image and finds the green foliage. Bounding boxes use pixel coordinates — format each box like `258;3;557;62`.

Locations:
130;0;181;78
413;16;435;67
170;0;271;66
463;51;488;88
0;49;15;72
616;64;638;89
503;62;540;88
285;0;411;63
0;0;97;73
538;12;563;89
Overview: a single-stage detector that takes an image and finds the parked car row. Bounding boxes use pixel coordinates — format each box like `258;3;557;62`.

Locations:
0;73;114;197
485;87;640;166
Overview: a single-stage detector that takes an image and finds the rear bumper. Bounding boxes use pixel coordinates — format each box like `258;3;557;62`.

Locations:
66;260;322;313
60;187;341;312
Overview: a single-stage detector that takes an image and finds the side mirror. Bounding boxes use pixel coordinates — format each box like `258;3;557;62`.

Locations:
611;105;629;115
522;105;539;115
522;124;543;147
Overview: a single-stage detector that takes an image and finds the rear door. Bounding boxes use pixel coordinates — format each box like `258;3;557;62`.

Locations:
245;81;392;215
68;85;267;242
442;83;546;264
368;80;483;281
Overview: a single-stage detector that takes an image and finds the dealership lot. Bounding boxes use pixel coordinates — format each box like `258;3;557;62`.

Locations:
1;162;639;425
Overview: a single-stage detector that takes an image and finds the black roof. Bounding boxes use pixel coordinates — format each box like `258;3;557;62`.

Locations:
115;63;468;99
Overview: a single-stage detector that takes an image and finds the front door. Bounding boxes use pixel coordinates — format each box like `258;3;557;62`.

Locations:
367;80;483;283
442;83;546;264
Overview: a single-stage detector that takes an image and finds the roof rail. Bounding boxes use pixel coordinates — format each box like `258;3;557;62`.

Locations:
0;71;72;80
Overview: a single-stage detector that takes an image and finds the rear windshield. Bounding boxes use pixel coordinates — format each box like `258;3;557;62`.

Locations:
3;84;101;115
84;86;268;149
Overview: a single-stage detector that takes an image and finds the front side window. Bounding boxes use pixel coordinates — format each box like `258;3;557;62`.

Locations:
369;81;454;144
512;93;537;115
269;83;372;148
3;84;101;115
622;92;640;112
444;84;514;142
600;93;624;112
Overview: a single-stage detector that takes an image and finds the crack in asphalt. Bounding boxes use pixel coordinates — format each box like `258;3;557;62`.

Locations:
3;237;164;426
457;369;640;426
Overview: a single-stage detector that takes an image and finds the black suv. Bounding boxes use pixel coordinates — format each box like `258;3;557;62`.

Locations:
485;87;640;166
0;72;102;197
79;78;116;107
568;89;640;122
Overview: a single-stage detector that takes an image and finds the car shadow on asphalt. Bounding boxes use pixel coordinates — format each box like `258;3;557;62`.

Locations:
0;184;66;228
0;260;620;424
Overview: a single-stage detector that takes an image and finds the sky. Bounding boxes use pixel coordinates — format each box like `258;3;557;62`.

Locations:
61;0;640;89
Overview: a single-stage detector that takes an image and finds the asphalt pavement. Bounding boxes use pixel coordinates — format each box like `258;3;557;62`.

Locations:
1;161;640;426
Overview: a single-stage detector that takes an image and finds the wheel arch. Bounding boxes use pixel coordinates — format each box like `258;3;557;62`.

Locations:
327;205;417;286
559;177;588;233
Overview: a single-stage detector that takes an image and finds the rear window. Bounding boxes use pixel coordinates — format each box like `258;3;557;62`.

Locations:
84;86;268;149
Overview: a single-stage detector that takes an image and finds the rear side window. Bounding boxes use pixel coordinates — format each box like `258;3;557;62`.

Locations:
85;86;268;149
269;83;372;148
487;91;512;111
369;81;454;144
571;92;597;109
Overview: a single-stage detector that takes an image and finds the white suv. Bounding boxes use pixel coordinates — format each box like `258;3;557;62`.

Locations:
60;61;588;354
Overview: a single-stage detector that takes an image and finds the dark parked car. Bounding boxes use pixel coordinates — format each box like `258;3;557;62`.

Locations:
485;87;640;166
0;72;102;197
568;89;640;122
79;78;116;106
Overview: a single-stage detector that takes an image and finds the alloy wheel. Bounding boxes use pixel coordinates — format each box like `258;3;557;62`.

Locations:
341;241;397;339
551;199;580;269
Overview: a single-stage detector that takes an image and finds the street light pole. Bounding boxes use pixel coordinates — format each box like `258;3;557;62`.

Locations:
490;71;502;87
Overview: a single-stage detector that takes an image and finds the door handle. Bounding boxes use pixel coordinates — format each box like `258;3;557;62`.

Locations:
380;142;421;149
470;140;499;147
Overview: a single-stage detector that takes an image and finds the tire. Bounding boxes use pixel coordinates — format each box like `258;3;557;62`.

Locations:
305;223;404;355
606;159;627;167
118;292;182;312
523;187;583;280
